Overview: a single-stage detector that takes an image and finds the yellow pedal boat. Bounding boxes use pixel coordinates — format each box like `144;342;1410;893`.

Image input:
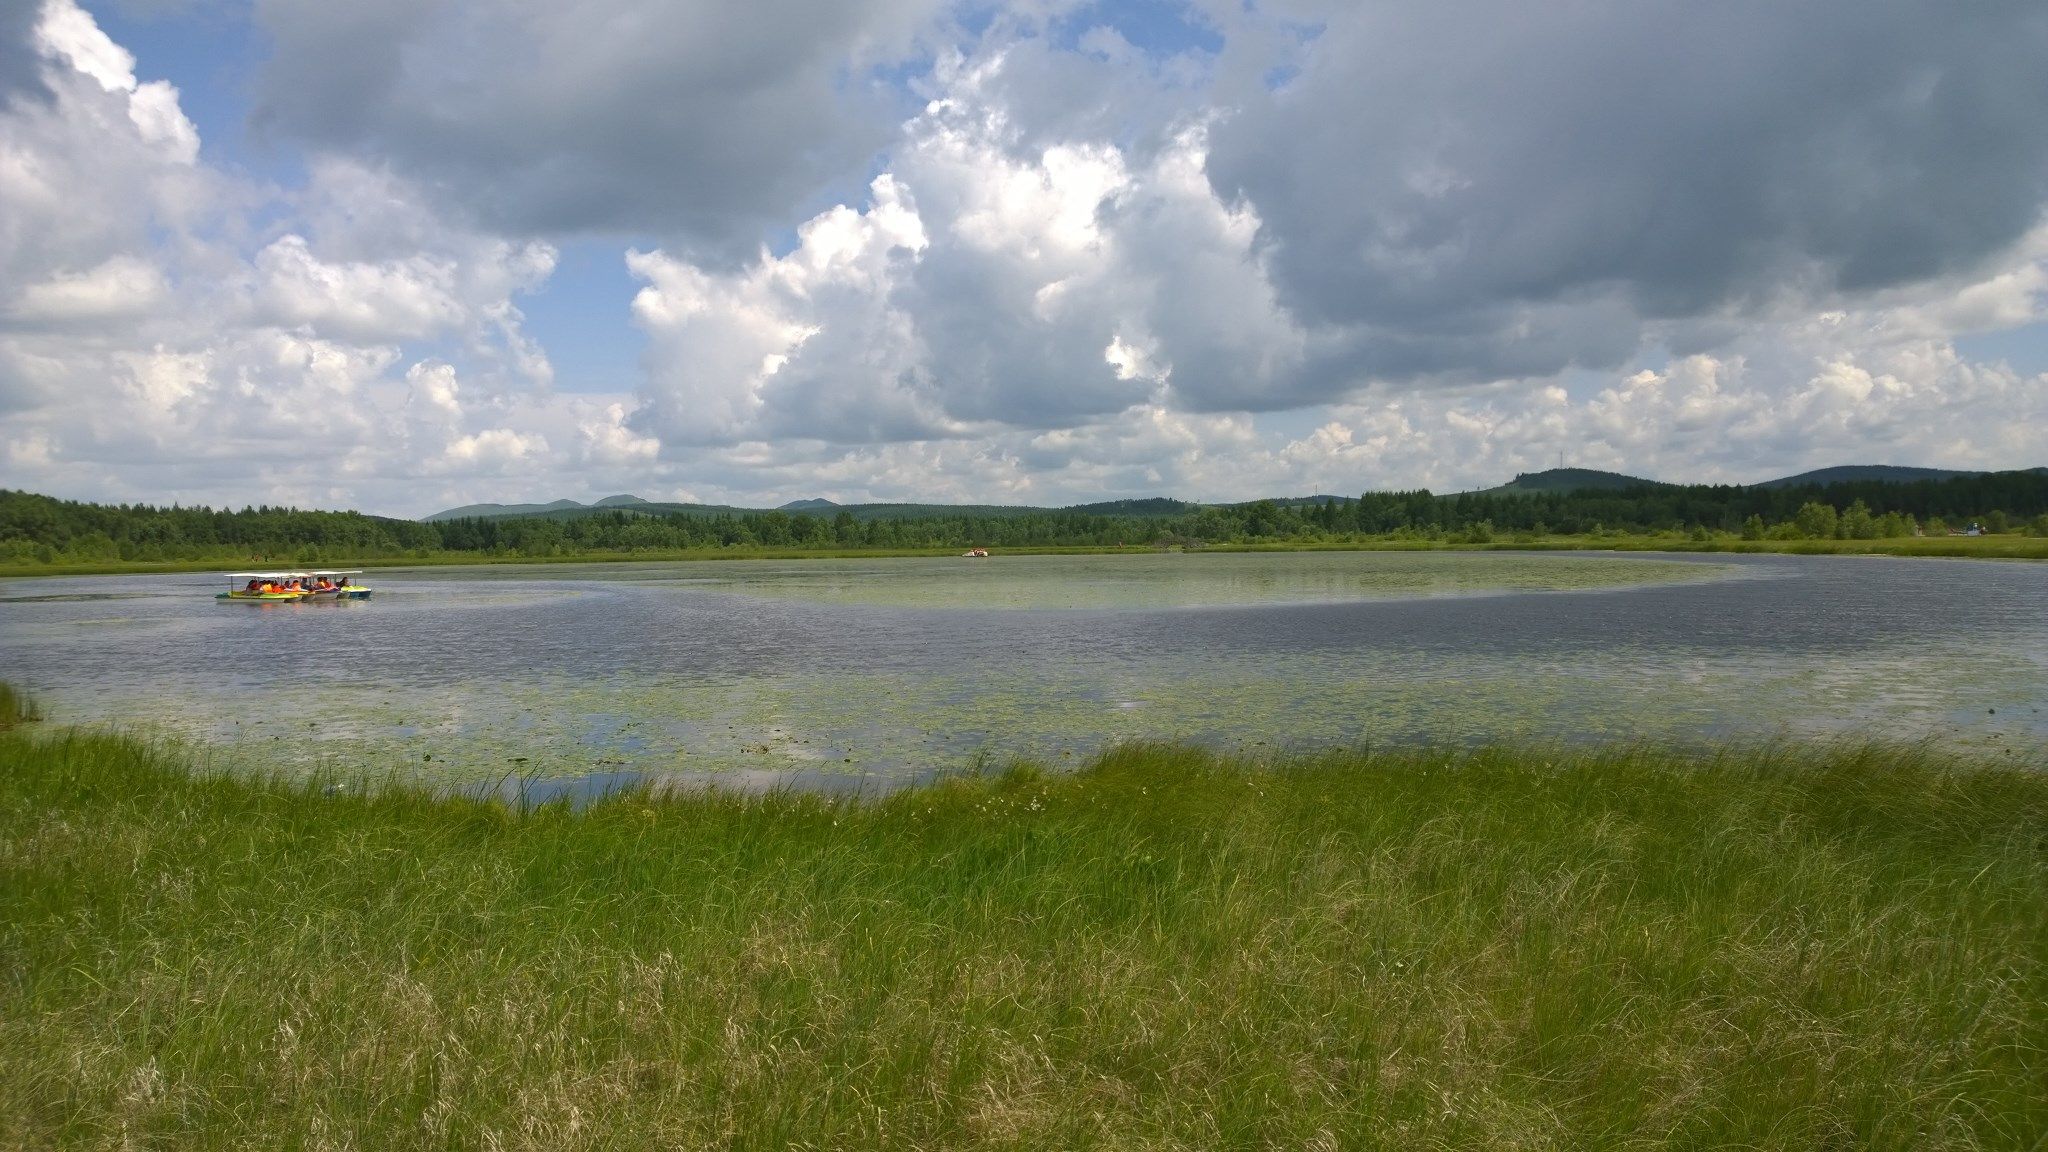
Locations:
215;570;372;602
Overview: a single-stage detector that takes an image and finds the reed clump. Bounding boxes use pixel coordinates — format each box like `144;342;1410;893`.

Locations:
3;724;2044;1149
0;682;38;729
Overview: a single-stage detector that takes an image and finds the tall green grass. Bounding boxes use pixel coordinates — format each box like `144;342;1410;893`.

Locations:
3;725;2044;1149
0;682;38;729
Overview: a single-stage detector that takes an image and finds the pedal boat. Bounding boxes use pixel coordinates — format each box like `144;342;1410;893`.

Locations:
217;571;311;602
303;570;373;600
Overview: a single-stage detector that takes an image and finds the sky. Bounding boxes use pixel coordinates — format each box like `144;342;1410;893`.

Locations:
2;0;2045;518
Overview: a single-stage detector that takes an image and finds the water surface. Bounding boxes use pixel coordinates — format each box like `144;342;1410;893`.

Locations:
4;551;2042;792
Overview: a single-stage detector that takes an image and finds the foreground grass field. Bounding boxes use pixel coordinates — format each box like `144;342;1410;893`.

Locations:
3;722;2045;1149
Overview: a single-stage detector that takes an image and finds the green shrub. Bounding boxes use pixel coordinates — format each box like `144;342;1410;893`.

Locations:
1793;501;1839;539
1839;500;1878;539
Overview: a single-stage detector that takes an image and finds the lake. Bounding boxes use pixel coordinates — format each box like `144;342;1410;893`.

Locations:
3;551;2043;795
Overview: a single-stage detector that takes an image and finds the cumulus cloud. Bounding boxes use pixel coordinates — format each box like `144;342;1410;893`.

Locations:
1205;0;2048;391
5;254;168;324
612;219;2048;508
3;0;2046;515
0;0;583;513
626;53;1307;448
627;173;937;445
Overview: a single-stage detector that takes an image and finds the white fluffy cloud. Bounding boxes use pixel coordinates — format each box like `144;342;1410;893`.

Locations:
628;173;937;445
0;0;586;512
1;0;2044;517
626;55;1307;452
612;33;2045;506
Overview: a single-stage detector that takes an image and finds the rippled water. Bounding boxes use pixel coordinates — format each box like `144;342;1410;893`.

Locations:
3;551;2043;793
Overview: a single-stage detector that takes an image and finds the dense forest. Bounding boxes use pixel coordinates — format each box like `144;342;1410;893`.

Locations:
4;471;2047;566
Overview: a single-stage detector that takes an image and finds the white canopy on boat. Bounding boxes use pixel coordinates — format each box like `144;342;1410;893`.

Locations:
223;571;311;580
308;569;364;576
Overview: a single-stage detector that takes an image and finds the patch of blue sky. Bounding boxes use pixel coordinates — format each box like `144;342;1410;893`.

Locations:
1049;0;1223;59
1248;407;1331;443
516;239;649;395
1252;8;1324;92
85;0;303;185
1626;345;1672;376
1260;63;1301;91
1955;322;2048;377
763;148;905;263
1552;364;1630;401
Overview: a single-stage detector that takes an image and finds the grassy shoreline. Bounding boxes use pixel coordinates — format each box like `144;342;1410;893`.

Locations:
3;531;2044;579
4;715;2044;1148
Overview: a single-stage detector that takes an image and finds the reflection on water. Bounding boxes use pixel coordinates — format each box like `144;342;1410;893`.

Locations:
3;551;2043;790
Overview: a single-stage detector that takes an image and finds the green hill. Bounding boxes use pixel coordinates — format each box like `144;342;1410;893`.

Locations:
1067;498;1205;516
1757;465;1984;489
421;498;587;521
1478;468;1668;495
424;498;758;522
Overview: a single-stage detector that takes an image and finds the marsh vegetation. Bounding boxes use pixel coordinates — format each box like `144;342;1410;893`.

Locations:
4;720;2044;1149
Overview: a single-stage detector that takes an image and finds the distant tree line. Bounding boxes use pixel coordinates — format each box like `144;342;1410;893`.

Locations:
0;491;440;566
5;471;2047;566
1337;471;2048;540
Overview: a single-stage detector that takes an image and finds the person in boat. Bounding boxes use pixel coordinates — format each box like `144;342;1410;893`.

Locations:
337;576;350;588
245;579;261;593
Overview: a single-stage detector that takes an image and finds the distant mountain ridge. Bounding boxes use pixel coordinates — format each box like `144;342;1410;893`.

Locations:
421;465;2045;521
422;495;1211;523
1478;464;2044;497
1753;465;1984;489
422;495;745;522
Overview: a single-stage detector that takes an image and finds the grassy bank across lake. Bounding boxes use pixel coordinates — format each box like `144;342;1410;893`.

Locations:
4;722;2045;1149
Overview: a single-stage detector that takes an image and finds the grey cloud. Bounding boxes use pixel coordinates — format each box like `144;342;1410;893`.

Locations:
1207;0;2048;384
0;3;46;102
892;242;1149;429
251;0;945;253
